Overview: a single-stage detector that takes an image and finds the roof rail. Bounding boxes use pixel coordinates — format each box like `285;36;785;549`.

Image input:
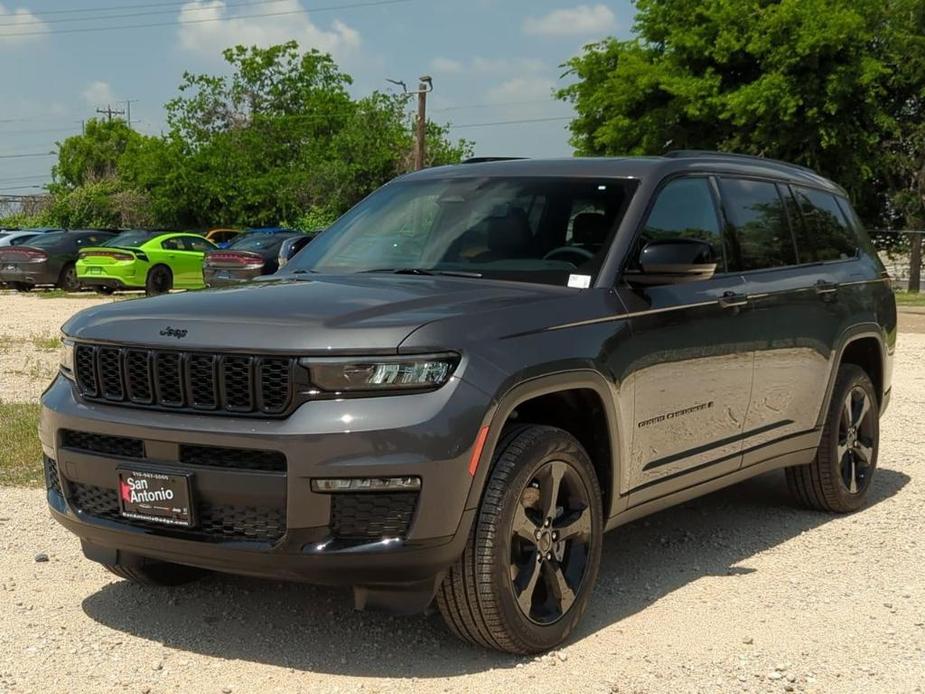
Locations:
663;150;818;175
461;157;527;164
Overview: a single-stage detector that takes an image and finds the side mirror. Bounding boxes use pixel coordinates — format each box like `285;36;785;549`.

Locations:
625;238;717;285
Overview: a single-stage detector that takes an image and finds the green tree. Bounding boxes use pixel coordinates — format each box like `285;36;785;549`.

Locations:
52;118;144;189
560;0;918;213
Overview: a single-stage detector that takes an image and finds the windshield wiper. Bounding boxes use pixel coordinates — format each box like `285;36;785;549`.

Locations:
361;267;483;278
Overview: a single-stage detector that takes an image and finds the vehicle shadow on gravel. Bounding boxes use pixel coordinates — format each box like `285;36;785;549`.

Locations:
81;467;909;677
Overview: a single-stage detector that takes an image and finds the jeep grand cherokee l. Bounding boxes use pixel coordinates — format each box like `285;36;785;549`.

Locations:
40;152;895;653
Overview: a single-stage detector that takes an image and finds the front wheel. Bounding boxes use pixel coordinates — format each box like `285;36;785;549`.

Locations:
145;265;172;296
437;425;603;653
786;364;879;513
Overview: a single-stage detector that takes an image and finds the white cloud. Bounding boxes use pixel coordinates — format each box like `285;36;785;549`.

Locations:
486;75;555;104
177;0;360;60
430;57;463;74
82;81;118;108
523;4;616;37
472;56;545;74
0;3;49;45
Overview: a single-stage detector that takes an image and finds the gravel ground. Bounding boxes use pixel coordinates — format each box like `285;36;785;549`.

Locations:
1;291;924;693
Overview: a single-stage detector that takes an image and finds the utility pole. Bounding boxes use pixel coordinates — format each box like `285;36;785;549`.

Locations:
96;104;125;123
123;99;138;129
386;75;434;170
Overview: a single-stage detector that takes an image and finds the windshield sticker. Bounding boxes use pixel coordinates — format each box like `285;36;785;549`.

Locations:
568;274;591;289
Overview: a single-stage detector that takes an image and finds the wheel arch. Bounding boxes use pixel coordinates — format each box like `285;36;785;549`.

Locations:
817;324;887;428
464;370;623;520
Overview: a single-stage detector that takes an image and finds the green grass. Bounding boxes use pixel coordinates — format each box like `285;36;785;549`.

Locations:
0;403;43;486
895;291;925;307
31;335;60;351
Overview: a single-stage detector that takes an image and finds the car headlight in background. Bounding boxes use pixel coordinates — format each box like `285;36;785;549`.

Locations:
59;337;75;379
301;354;459;394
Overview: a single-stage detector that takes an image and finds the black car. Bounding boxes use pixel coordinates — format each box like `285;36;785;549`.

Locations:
41;152;894;653
202;232;313;287
0;229;115;291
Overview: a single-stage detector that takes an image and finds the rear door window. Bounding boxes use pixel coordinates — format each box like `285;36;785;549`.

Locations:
791;186;858;262
719;178;797;271
640;177;726;271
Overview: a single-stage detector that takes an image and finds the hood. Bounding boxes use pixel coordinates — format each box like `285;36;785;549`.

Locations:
63;274;566;353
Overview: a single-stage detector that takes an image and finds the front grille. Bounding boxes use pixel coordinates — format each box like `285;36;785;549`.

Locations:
330;492;418;540
61;429;144;458
69;483;286;543
43;456;62;496
179;444;286;472
74;344;296;416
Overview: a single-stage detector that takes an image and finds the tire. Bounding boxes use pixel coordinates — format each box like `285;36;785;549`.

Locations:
57;263;80;292
145;265;172;296
786;364;879;513
437;425;603;654
104;560;206;586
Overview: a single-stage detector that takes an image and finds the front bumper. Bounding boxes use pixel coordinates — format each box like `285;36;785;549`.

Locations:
40;373;488;592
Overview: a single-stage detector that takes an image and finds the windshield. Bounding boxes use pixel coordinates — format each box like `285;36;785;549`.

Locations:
26;232;70;248
102;230;156;248
285;176;635;286
230;233;292;251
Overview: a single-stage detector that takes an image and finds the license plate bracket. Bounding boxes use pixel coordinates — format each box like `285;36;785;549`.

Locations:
117;467;195;528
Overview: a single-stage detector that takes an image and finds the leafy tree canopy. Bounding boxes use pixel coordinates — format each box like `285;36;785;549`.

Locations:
558;0;925;226
33;41;471;230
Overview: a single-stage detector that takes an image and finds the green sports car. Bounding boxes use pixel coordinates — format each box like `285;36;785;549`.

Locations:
76;230;217;296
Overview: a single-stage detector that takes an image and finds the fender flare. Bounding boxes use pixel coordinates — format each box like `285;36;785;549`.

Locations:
815;323;887;428
462;369;624;519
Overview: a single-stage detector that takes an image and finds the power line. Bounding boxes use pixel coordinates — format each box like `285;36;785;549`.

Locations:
0;0;415;37
0;0;293;28
431;99;559;113
25;0;286;17
0;152;56;160
449;116;572;129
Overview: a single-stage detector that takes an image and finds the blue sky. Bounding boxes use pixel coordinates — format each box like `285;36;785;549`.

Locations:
0;0;634;194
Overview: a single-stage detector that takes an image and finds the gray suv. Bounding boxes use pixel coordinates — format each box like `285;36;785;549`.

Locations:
40;152;895;653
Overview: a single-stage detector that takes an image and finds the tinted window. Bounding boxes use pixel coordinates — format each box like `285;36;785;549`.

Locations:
104;231;155;248
719;178;796;271
183;236;215;252
792;186;858;262
161;237;183;250
640;177;724;267
10;234;37;246
230;234;290;252
26;232;70;248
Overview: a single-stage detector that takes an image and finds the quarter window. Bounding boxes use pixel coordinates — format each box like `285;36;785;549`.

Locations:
640;177;725;269
792;186;858;262
719;178;796;271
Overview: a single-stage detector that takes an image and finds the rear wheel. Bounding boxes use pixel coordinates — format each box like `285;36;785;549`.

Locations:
145;265;172;296
786;364;879;513
57;263;79;292
104;560;205;586
437;425;602;654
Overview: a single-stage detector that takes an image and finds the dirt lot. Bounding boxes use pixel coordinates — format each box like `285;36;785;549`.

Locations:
1;290;924;693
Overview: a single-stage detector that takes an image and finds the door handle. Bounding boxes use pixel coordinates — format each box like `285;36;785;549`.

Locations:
718;291;748;309
815;280;839;295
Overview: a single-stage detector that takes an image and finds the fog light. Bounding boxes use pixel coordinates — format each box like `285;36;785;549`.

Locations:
311;476;421;493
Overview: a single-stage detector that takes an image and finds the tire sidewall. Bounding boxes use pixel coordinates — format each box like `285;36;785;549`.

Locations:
146;266;171;296
59;264;78;292
821;366;879;511
482;427;603;652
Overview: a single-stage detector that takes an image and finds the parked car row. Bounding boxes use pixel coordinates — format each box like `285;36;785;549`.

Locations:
0;227;319;295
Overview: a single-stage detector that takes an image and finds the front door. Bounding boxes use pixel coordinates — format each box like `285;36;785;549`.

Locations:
616;176;754;502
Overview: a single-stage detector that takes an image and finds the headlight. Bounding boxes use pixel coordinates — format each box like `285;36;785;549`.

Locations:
301;354;459;394
59;338;75;379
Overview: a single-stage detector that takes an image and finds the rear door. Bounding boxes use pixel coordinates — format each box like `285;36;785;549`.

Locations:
618;176;754;501
727;179;863;465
